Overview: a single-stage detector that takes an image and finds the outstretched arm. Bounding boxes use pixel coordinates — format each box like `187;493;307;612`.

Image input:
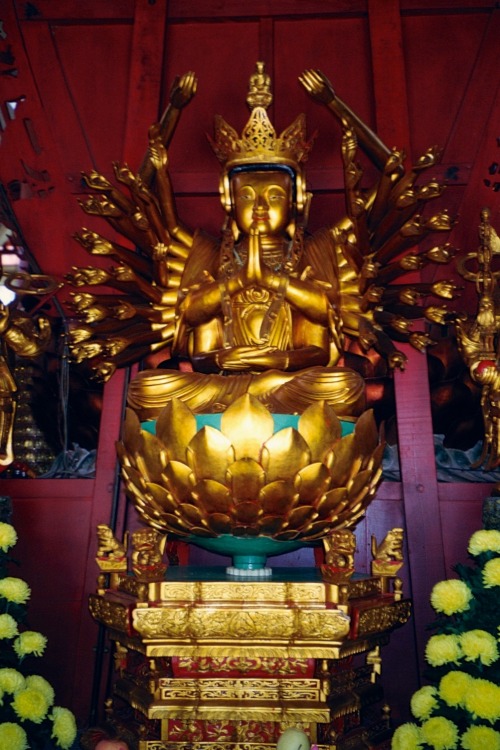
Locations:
147;125;193;248
139;71;197;184
299;69;401;175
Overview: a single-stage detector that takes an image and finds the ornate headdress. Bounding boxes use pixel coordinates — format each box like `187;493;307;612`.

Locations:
210;62;314;215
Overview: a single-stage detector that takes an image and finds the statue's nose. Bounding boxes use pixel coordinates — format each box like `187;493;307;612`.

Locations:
255;193;268;210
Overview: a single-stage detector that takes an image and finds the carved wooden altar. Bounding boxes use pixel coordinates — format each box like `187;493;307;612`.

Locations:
89;558;410;750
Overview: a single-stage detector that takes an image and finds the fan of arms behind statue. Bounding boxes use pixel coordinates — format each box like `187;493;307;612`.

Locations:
66;64;463;544
67;64;459;399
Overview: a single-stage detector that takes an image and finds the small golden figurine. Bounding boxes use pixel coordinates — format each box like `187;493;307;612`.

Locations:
371;528;404;578
95;523;128;572
131;528;167;581
320;529;356;583
456;208;500;469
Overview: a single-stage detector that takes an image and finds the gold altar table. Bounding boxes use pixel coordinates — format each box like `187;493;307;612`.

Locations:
89;564;410;750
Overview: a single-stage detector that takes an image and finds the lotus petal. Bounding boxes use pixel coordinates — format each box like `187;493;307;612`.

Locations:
328;434;361;487
287;505;317;530
206;514;232;535
187;426;233;482
145;482;178;514
298;401;342;460
316;487;349;519
294;463;331;505
177;503;207;527
346;468;378;505
162;461;194;504
364;442;385;472
226;458;265;502
274;529;301;541
232;525;260;537
261;428;310;482
258;515;286;535
300;520;336;540
136;430;168;482
259;479;297;516
156;398;197;461
232;501;260;526
121;465;148;493
116;441;132;467
187;525;216;538
354;409;379;458
159;513;191;535
220;394;274;460
122;407;142;456
192;478;232;514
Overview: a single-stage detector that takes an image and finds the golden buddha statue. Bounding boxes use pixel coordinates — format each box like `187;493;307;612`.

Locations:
68;64;459;422
456;208;500;469
0;265;58;466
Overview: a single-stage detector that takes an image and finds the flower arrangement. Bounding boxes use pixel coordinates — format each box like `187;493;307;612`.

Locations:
392;528;500;750
0;517;77;749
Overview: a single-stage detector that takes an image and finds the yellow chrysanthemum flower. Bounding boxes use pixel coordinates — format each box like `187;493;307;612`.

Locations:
0;522;17;553
430;579;473;615
51;706;77;749
460;629;499;665
0;668;25;694
464;678;500;723
0;577;30;605
391;722;423;750
410;685;439;720
483;557;500;588
0;613;19;639
461;725;500;750
439;670;472;707
12;687;50;724
420;716;459;749
0;722;28;750
468;529;500;556
425;634;461;666
25;675;55;706
13;631;47;659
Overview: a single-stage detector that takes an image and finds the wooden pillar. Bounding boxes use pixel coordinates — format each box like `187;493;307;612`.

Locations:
368;0;446;680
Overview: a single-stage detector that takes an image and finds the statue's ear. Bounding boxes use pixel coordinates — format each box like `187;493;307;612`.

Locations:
285;220;296;239
219;173;232;215
231;219;240;242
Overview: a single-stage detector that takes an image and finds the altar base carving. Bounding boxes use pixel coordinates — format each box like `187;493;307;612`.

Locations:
90;562;410;750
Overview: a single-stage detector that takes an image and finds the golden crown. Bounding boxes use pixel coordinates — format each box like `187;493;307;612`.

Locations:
210;62;314;173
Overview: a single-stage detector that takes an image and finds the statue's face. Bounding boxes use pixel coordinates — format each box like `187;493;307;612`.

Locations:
231;170;293;236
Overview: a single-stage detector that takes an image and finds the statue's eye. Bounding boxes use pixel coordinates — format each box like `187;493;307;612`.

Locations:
238;189;254;201
267;188;286;202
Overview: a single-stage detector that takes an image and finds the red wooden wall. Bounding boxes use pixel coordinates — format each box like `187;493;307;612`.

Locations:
1;0;500;729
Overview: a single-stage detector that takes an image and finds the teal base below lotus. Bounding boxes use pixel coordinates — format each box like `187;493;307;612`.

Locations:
188;534;305;572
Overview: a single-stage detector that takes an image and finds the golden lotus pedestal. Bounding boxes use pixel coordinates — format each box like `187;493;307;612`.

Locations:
89;564;411;750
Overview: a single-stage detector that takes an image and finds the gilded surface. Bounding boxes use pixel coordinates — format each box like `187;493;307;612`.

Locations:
69;63;457;549
157;580;327;605
88;594;130;632
356;600;412;637
140;745;330;750
175;655;311;675
120;396;383;542
159;677;321;702
456;209;500;469
132;606;350;642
